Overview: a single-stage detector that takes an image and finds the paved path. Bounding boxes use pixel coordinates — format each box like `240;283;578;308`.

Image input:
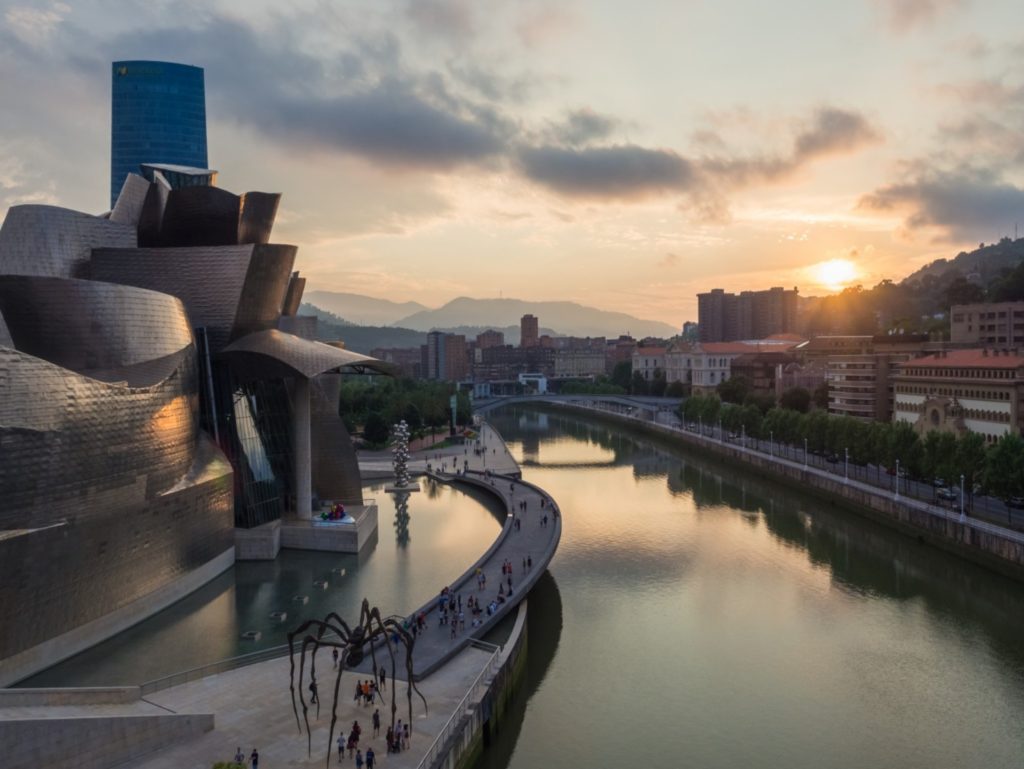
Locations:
354;421;561;679
359;422;520;479
131;646;494;769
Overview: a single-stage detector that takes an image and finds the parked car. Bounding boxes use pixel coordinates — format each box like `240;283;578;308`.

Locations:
936;487;957;502
826;453;839;464
1008;497;1024;509
932;478;947;488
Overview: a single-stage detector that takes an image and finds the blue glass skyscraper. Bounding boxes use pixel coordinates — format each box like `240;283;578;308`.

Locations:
110;61;208;207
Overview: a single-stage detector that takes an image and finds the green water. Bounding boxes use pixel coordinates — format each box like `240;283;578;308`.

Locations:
22;480;503;687
477;406;1024;769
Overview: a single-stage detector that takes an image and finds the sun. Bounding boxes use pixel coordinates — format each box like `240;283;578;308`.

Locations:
814;258;859;292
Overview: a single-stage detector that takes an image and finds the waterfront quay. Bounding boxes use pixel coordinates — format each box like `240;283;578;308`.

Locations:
3;423;558;769
516;395;1024;581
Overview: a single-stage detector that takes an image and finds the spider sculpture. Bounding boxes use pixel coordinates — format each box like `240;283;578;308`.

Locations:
288;598;427;765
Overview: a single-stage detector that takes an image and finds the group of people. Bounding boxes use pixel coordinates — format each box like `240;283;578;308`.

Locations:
232;747;257;768
385;719;411;754
353;678;379;706
336;719;378;768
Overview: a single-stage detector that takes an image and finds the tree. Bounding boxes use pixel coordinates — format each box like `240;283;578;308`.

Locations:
779;387;811;413
984;434;1024;503
631;371;650;395
743;391;776;415
717;375;751;405
888;421;922;477
665;381;686;398
362;412;390;446
956;432;987;493
943;274;985;307
401;403;422;432
989;260;1024;302
812;381;829;410
610;361;633;390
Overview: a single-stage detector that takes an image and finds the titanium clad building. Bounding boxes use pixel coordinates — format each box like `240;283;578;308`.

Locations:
110;61;208;207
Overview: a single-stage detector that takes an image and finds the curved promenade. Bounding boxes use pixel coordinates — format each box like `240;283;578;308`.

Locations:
355;422;561;678
2;422;560;769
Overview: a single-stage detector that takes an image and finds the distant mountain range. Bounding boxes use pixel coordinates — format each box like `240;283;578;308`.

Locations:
304;291;428;326
304;291;677;339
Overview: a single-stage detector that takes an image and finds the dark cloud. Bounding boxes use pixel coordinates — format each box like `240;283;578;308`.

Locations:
877;0;963;33
703;108;880;185
517;107;878;207
517;144;695;199
793;108;880;159
859;166;1024;241
545;108;619;146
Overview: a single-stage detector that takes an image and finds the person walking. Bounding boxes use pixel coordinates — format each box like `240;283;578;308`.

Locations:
378;663;386;690
332;647;339;669
365;746;376;769
234;747;245;765
309;679;318;705
250;748;259;769
355;749;364;769
372;708;381;737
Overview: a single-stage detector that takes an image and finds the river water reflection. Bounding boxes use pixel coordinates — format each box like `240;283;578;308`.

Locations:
23;480;503;687
478;406;1024;769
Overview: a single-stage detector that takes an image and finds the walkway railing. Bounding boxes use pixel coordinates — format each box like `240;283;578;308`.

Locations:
139;644;290;696
416;641;502;769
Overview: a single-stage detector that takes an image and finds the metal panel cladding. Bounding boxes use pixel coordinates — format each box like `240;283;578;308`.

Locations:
111;61;208;208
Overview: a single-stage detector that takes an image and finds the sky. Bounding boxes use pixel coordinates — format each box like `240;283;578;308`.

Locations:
1;0;1023;326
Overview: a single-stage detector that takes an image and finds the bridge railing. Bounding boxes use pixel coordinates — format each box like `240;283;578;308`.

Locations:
416;640;502;769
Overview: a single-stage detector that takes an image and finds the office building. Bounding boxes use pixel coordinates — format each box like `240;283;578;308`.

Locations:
521;314;539;348
697;287;799;342
950;302;1024;346
110;61;209;206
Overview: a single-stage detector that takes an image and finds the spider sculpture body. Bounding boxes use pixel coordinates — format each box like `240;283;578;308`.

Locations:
288;598;427;765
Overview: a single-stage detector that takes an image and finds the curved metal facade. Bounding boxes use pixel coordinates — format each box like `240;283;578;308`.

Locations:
91;244;297;353
0;205;135;278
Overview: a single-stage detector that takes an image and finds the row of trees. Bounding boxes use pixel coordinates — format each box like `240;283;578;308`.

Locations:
338;378;472;447
680;393;1024;501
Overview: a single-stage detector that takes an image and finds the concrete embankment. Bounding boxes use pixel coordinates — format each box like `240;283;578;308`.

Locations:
534;400;1024;583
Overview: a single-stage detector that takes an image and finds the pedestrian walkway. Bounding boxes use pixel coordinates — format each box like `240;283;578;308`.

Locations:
353;422;560;679
359;422;520;480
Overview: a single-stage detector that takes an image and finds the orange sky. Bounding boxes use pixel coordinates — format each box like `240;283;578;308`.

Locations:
2;0;1023;324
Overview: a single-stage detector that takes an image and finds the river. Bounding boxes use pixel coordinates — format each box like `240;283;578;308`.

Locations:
476;405;1024;769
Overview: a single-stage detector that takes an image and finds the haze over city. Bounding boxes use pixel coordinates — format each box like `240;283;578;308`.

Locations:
2;0;1023;324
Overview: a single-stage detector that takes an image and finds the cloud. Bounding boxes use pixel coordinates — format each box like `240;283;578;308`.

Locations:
4;2;70;45
517;144;695;200
859;166;1024;241
876;0;963;33
704;108;881;185
404;0;476;43
517;107;879;210
102;16;510;171
544;108;620;146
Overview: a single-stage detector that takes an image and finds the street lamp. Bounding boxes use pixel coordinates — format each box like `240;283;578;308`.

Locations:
844;448;849;483
804;438;808;469
769;431;774;457
895;458;900;500
698;416;702;439
960;473;965;522
718;418;723;443
741;424;746;448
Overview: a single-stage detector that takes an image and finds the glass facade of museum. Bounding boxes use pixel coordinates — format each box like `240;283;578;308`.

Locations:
110;61;208;207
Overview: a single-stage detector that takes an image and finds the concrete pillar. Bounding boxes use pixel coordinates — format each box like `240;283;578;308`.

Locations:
293;377;312;518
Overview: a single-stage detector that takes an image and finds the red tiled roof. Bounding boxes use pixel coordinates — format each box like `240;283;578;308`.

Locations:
764;333;806;342
906;349;1024;369
634;347;667;355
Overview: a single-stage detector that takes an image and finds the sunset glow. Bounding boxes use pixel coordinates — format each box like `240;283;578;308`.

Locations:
814;259;859;293
1;1;1020;324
